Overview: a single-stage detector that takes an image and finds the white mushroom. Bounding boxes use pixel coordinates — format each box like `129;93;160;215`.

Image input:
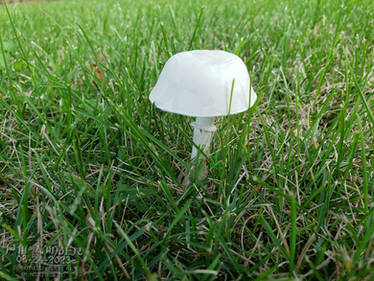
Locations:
149;50;257;182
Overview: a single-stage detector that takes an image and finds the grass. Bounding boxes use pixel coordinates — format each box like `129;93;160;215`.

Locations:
0;0;373;279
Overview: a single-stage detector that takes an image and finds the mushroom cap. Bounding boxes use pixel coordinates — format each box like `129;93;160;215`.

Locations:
149;50;257;117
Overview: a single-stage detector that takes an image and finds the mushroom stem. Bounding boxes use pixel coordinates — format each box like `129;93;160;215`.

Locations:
190;117;217;160
184;117;216;185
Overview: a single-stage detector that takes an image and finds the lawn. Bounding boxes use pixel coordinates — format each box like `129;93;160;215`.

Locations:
0;0;373;280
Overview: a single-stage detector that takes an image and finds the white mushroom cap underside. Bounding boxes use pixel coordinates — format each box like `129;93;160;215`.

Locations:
149;50;257;117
